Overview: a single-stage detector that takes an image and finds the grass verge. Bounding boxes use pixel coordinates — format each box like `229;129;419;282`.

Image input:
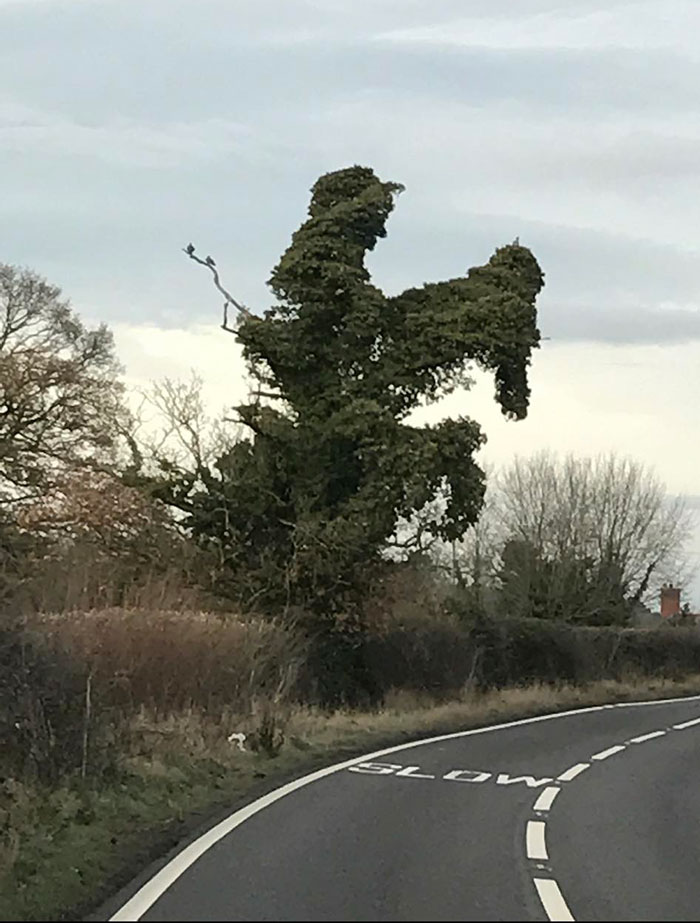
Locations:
3;675;700;922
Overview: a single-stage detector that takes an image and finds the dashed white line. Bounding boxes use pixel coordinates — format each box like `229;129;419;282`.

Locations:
557;763;590;782
529;704;700;923
533;786;561;812
673;716;700;730
591;744;626;761
534;878;575;922
526;820;549;860
629;730;666;744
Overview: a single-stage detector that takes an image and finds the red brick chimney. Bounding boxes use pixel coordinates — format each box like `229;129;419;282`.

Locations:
661;585;681;619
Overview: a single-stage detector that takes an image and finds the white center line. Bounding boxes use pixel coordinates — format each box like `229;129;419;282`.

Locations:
673;716;700;729
557;763;589;782
591;744;626;761
534;878;575;922
526;820;548;860
533;786;561;812
629;730;666;744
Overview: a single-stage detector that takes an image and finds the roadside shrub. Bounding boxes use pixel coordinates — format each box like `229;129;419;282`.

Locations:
332;613;700;704
31;608;306;719
0;625;115;784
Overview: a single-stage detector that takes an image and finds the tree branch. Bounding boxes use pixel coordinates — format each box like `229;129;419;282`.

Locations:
182;244;254;333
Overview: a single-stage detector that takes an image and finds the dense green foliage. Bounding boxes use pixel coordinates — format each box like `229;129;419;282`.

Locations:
498;538;633;626
169;166;544;628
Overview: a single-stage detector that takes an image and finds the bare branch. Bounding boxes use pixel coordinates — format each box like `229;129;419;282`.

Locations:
182;244;254;333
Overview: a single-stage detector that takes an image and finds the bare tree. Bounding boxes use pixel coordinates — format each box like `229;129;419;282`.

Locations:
0;263;125;505
493;450;695;620
131;373;242;494
425;466;504;616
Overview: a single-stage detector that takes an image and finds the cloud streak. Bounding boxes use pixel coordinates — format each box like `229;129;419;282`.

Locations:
374;1;700;54
0;102;256;168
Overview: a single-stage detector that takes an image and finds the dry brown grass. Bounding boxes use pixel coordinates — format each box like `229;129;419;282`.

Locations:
20;551;215;615
29;607;306;720
285;674;700;754
117;672;700;774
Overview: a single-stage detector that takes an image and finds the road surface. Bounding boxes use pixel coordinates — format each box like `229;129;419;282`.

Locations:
101;695;700;921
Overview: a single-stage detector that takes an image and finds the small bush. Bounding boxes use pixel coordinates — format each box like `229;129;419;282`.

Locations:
0;625;115;784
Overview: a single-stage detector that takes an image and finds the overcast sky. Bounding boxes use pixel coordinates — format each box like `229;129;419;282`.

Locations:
4;0;700;603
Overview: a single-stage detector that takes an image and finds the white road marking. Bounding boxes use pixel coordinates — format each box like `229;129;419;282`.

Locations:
533;786;560;812
557;763;589;782
443;769;491;783
347;762;403;775
673;716;700;729
629;730;666;744
526;820;548;860
350;764;553;785
395;765;435;779
591;744;626;761
613;696;700;707
108;692;700;921
534;878;575;922
496;773;553;788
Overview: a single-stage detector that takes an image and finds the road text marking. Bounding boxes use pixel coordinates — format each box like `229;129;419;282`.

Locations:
395;766;435;780
443;769;491;783
347;763;403;775
347;763;554;788
495;773;553;788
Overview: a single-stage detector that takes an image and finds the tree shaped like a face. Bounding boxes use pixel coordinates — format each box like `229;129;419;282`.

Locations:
195;166;545;616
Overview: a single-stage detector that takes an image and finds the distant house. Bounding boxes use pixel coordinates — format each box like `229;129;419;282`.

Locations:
629;585;700;628
660;585;682;619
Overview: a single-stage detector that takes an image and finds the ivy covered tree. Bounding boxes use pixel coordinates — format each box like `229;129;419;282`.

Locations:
161;166;544;656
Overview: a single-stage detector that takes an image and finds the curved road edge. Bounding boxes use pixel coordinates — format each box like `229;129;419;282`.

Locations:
106;692;700;922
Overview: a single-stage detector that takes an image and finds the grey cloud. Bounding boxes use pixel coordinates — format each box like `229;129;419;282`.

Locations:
544;303;700;346
2;1;700;124
2;0;700;347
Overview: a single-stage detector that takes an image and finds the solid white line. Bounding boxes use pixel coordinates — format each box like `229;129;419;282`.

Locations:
613;695;700;707
108;692;700;921
591;744;626;761
557;763;589;782
526;820;549;860
533;786;560;812
534;878;575;922
673;716;700;729
629;730;666;744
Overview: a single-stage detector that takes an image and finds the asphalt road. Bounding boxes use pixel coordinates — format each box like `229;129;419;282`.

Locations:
103;695;700;922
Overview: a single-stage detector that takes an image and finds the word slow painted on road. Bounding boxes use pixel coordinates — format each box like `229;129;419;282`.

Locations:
348;762;554;788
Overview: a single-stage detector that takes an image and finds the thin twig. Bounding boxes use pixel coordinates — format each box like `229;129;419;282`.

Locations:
81;671;93;780
182;244;254;332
